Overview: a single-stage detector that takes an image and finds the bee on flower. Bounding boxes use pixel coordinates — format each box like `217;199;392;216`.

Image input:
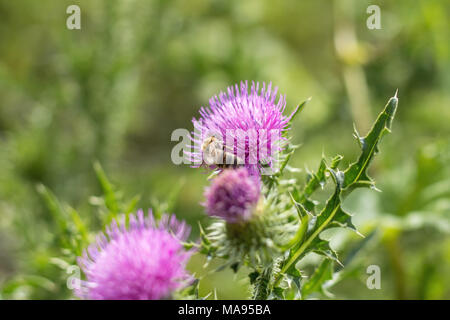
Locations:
186;81;298;176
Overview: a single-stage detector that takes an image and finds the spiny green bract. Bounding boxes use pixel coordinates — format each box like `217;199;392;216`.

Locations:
37;92;398;301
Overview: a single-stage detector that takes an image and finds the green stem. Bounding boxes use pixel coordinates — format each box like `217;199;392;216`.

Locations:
252;266;273;300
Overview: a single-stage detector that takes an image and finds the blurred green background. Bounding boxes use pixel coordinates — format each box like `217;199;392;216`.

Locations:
0;0;449;299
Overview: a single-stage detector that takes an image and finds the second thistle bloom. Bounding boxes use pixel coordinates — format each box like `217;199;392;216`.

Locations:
75;210;193;300
203;168;260;223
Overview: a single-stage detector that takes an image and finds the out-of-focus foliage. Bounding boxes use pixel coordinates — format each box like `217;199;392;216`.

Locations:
0;0;448;299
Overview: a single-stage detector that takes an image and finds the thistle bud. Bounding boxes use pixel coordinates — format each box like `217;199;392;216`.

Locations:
203;168;260;223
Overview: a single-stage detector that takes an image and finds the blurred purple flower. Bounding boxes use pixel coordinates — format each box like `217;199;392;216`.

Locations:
203;168;261;223
187;81;297;175
75;210;193;300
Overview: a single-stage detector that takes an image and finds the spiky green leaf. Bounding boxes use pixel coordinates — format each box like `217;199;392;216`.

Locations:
342;93;398;193
274;93;398;290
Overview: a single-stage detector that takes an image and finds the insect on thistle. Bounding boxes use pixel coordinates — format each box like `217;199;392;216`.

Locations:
201;135;243;168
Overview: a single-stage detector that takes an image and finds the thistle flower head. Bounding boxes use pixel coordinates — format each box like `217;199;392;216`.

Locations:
75;210;192;300
187;81;297;175
203;188;298;267
203;168;260;223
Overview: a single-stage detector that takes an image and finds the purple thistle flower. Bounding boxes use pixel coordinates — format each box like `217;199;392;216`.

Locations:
187;81;297;175
75;210;193;300
203;168;261;223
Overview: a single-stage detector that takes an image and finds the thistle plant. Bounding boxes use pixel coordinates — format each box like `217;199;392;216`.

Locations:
36;164;196;300
34;81;398;301
190;81;399;300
